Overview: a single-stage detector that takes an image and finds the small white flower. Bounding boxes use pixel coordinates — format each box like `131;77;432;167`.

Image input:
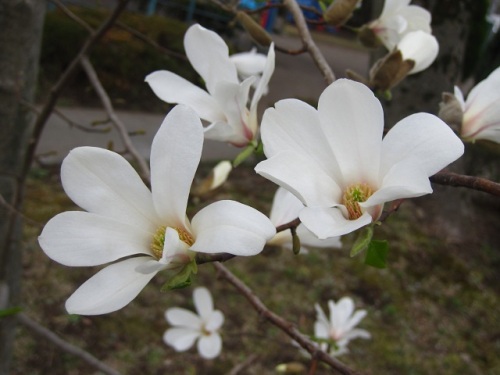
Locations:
38;105;276;315
230;47;267;80
314;297;370;356
368;0;432;50
396;30;438;74
210;160;233;190
146;24;275;147
255;79;464;238
455;66;500;143
164;287;224;359
267;187;342;252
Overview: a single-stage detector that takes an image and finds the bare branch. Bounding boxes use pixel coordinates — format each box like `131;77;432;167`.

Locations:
80;56;151;182
430;171;500;197
226;354;258;375
214;262;362;375
49;0;94;33
283;0;335;84
17;313;122;375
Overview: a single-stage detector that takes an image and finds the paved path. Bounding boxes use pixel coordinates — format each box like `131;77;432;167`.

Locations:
36;31;370;163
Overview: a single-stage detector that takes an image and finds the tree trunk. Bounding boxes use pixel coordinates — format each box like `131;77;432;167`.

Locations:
0;1;45;373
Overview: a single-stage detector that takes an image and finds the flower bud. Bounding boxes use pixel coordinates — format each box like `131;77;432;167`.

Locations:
438;92;464;130
369;50;415;91
358;24;382;48
323;0;360;26
236;11;273;47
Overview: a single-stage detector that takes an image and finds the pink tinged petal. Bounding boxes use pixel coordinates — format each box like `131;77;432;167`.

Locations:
197;333;222;359
166;307;203;329
190;200;276;256
193;287;214;320
184;24;238;94
269;187;305;227
255;151;341;207
164;327;200;351
65;257;158;315
151;105;203;227
300;207;372;239
205;310;224;332
398;31;438;74
381;112;464;178
61;147;157;231
260;98;340;179
318;79;384;186
39;211;152;267
145;71;224;122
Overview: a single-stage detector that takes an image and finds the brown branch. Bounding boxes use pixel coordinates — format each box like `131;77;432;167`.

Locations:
274;44;308;55
17;313;122;375
50;0;94;33
226;354;258;375
80;56;150;182
23;0;129;179
214;262;362;375
430;171;500;197
283;0;335;84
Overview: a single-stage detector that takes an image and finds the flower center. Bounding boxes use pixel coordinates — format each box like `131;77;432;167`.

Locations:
342;183;374;220
151;226;194;260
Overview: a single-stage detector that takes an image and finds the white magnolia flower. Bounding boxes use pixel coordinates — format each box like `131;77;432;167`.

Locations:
368;0;432;50
38;105;276;315
314;297;370;356
146;24;275;147
267;187;342;252
396;30;438;74
454;66;500;143
255;79;464;238
164;287;224;359
209;160;233;190
230;47;267;80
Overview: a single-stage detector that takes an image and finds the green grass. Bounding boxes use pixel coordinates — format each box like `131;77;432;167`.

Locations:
13;165;500;374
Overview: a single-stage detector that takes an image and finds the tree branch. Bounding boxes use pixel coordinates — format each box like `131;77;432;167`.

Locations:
17;313;122;375
431;171;500;197
80;56;150;182
213;262;362;375
50;0;94;33
283;0;335;84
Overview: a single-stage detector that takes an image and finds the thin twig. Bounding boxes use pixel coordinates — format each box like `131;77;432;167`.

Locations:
50;0;94;33
214;262;362;375
226;354;258;375
283;0;335;84
17;313;122;375
80;56;151;182
430;171;500;197
23;0;129;179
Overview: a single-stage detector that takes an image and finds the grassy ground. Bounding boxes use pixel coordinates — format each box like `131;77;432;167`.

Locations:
12;163;500;375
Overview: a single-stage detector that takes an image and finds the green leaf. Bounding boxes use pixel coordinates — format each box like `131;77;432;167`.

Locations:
365;240;388;268
233;143;255;167
350;226;373;257
161;260;198;292
0;306;22;318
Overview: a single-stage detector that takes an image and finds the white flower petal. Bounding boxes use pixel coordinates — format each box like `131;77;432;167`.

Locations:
145;71;224;122
255;151;341;207
454;86;465;110
300;207;372;239
398;31;438;74
297;224;342;249
329;297;355;330
318;79;384;186
193;287;214;320
151;105;204;227
314;321;329;339
190;200;276;256
341;328;371;342
269;187;305;227
61;147;157;231
381;112;464;177
164;327;200;351
184;24;238;94
166;307;203;329
39;211;152;267
65;257;158;315
210;161;232;190
249;44;275;114
160;227;191;267
205;310;224;332
230;48;267;77
197;333;222;359
344;310;368;333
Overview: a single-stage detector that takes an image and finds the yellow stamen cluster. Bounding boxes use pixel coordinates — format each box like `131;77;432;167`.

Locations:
342;183;374;220
150;226;194;260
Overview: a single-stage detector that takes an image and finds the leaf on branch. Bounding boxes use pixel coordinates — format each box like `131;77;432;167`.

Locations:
364;240;388;268
350;226;373;257
0;306;22;318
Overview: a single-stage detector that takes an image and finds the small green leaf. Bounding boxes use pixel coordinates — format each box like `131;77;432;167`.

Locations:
365;240;388;268
161;260;198;291
350;226;373;257
0;306;22;318
233;143;255;167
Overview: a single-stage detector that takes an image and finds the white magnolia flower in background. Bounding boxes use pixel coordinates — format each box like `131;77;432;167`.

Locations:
164;287;224;359
146;24;275;147
367;0;432;50
255;79;464;238
454;66;500;143
314;297;370;356
230;47;267;80
396;30;438;74
267;187;342;252
38;105;276;315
